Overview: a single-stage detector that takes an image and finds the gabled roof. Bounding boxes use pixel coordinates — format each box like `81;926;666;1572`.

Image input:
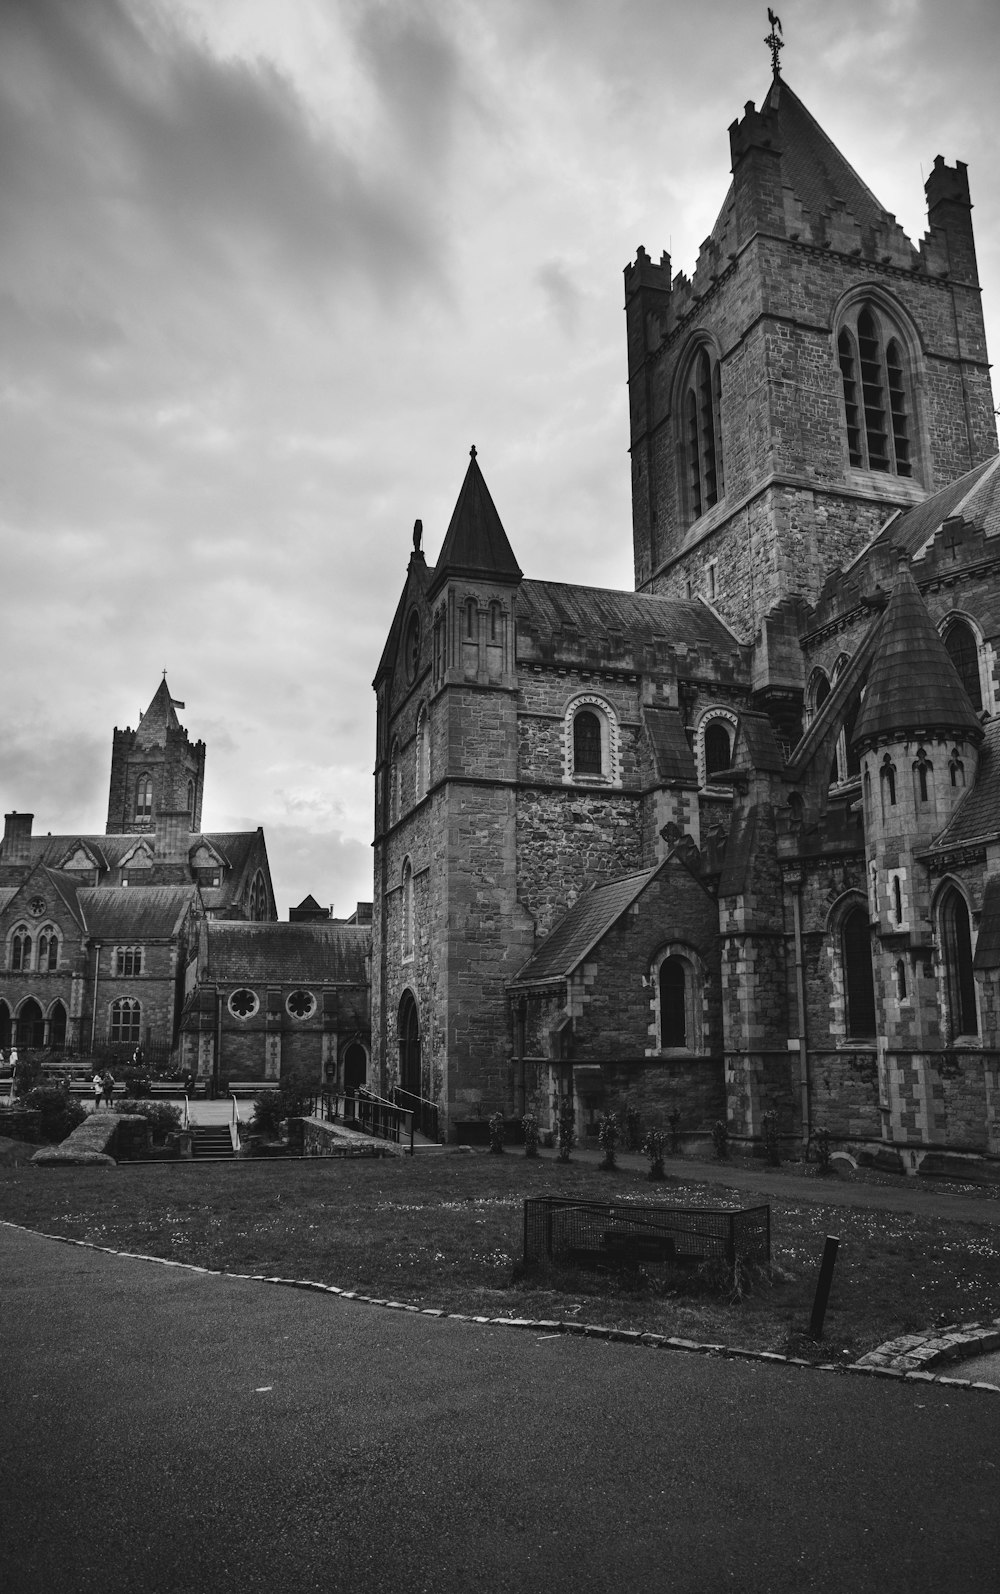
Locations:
879;456;1000;564
852;561;982;747
516;582;743;661
733;711;785;775
642;707;697;784
510;868;656;987
204;922;370;984
81;886;201;940
134;678;187;749
719;807;758;898
427;448;521;599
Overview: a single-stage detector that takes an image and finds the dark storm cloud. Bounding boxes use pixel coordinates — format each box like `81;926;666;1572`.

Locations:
0;0;442;305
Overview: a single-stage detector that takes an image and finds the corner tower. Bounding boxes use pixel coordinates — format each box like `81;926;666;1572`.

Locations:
106;678;206;837
625;74;997;640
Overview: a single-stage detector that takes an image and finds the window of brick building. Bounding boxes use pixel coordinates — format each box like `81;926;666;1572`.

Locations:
683;346;724;522
109;997;142;1046
135;774;153;820
939;886;978;1038
573;710;602;775
942;618;984;713
286;989;316;1020
116;946;142;977
838;302;914;477
401;859;414;961
842;907;876;1038
565;697;620;786
37;928;59;971
10;926;30;972
228;988;259;1019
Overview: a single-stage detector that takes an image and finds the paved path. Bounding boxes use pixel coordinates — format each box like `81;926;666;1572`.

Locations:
2;1223;999;1594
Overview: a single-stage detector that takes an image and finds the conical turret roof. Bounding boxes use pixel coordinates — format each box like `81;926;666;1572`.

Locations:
427;447;521;598
852;561;982;748
135;678;185;748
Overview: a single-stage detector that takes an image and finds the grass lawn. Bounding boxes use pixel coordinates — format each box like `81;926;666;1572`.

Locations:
2;1144;999;1364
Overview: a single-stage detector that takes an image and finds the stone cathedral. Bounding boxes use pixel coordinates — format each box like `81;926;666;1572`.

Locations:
373;68;1000;1170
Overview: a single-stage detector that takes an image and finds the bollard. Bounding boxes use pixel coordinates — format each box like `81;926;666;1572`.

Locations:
808;1235;840;1341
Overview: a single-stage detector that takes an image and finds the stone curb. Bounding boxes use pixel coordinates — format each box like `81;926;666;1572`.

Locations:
855;1318;1000;1375
5;1219;1000;1393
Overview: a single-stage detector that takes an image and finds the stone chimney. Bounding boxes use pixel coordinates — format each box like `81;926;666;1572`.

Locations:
3;812;33;865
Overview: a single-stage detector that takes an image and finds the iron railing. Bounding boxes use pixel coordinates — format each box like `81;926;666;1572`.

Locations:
392;1086;440;1143
301;1090;415;1154
522;1196;771;1274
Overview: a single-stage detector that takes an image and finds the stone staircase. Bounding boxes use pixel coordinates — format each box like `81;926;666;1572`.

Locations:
191;1124;235;1160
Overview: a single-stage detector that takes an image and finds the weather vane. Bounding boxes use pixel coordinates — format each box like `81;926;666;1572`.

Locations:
765;8;784;76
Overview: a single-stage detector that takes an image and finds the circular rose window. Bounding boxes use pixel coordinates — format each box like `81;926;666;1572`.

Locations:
228;988;259;1019
286;989;316;1020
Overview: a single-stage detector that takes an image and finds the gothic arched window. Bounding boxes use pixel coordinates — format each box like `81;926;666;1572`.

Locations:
415;705;430;801
37;927;59;971
704;722;732;782
135;774;153;820
248;872;268;921
10;926;30;973
943;618;983;712
401;859;414;961
940;886;978;1038
109;997;142;1046
388;739;400;824
842;906;876;1039
837;303;914;477
683;346;724;521
659;957;688;1048
50;1001;67;1048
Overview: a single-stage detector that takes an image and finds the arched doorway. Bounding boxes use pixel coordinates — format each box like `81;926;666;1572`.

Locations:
397;990;421;1110
17;999;45;1049
342;1041;367;1097
0;1002;11;1050
49;1001;68;1049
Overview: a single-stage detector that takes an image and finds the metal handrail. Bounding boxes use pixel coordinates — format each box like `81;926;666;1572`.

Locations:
182;1093;190;1131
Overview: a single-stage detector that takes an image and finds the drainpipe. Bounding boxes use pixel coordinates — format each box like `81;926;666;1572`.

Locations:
90;943;101;1052
214;990;223;1100
789;874;811;1148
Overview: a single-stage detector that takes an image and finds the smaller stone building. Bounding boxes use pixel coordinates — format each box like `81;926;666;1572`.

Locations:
180;921;371;1093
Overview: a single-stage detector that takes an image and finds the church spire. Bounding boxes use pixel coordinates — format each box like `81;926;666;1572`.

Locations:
428;447;522;600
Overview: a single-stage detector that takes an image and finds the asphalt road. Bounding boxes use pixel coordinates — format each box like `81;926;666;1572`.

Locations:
2;1224;998;1594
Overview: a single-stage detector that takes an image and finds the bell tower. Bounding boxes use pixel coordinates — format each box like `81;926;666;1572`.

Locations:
106;678;206;836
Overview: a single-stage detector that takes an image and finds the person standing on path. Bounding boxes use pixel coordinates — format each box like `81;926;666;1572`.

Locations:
102;1069;115;1108
93;1071;103;1111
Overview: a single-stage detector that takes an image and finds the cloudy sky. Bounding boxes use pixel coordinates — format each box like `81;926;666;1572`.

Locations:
2;0;998;916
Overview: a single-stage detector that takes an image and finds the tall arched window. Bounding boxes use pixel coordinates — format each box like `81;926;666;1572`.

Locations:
50;1001;67;1048
401;860;414;960
940;886;978;1038
683;346;724;521
186;779;195;815
135;774;153;820
109;997;142;1047
837;302;913;477
388;739;400;824
912;748;933;805
942;619;983;712
0;1001;11;1048
704;722;732;781
659;957;688;1048
10;926;31;972
248;872;268;921
415;705;430;801
573;710;602;775
37;927;59;971
842;907;876;1038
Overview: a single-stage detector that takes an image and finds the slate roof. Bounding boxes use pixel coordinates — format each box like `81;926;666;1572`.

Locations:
204;922;371;984
736;712;786;774
973;876;1000;972
874;456;1000;564
516;582;742;659
642;707;697;784
510;869;656;987
852;561;982;747
81;886;201;939
705;77;895;266
926;718;1000;855
428;449;522;598
134;678;186;749
719;807;758;898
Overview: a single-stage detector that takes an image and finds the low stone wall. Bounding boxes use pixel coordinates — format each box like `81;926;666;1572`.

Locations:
32;1112;149;1168
0;1108;43;1143
302;1119;396;1158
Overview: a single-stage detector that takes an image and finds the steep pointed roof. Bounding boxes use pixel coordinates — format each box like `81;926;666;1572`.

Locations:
135;678;185;748
852;561;982;748
706;77;895;261
427;448;521;599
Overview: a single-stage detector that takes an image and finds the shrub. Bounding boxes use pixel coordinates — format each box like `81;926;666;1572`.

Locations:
521;1113;539;1157
488;1111;505;1154
23;1085;86;1144
643;1127;666;1180
123;1073;151;1098
13;1054;43;1098
667;1107;681;1154
813;1126;833;1174
624;1105;641;1152
556;1099;576;1164
597;1111;619;1172
116;1100;182;1141
711;1119;729;1160
251;1090;285;1138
